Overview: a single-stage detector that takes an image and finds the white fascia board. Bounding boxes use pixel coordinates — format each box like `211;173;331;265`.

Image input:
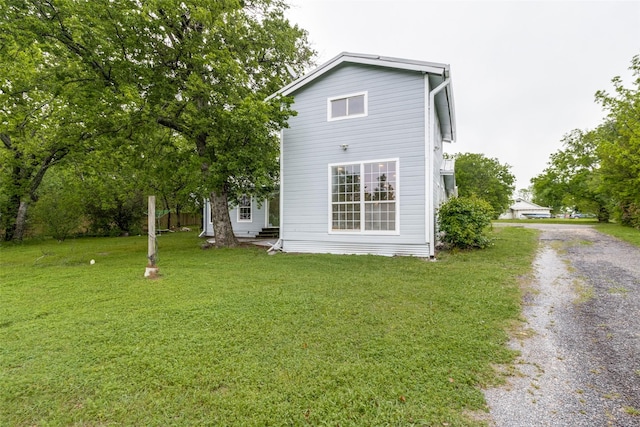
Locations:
266;52;347;100
266;52;449;100
432;80;456;143
344;54;448;75
444;75;457;142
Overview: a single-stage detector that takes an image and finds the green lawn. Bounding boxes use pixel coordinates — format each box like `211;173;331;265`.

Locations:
493;218;599;225
1;228;537;426
594;222;640;247
494;218;640;248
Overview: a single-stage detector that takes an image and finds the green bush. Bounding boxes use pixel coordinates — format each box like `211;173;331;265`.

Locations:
31;174;85;241
83;191;145;237
438;196;494;249
616;201;640;229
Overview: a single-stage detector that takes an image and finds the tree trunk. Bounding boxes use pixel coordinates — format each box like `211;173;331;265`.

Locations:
598;206;610;223
1;141;68;241
13;200;30;242
209;188;237;247
162;196;171;230
2;194;20;241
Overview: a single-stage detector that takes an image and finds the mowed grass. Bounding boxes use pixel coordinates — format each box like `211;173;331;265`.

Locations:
1;227;538;426
495;218;640;248
494;218;599;226
594;222;640;247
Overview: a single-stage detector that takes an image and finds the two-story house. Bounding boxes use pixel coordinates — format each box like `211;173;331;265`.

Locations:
269;52;457;257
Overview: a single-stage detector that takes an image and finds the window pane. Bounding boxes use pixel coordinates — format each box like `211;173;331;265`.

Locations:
331;164;362;230
332;203;360;230
364;161;396;201
363;161;396;231
334;166;360;199
238;195;251;221
332;173;340;202
331;98;347;118
365;202;395;231
348;94;365;115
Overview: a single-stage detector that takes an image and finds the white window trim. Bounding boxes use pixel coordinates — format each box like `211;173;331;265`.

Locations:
327;158;400;235
327;91;368;122
237;195;252;223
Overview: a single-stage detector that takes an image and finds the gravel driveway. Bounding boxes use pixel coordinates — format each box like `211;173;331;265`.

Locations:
484;223;640;427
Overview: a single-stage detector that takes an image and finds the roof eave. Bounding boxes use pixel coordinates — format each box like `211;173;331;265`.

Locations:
266;51;457;143
443;81;457;143
267;52;449;100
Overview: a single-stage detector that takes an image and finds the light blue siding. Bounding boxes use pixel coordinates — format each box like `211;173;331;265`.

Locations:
281;64;430;255
201;198;267;238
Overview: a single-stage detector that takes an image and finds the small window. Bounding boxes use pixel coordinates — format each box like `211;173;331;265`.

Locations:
328;92;367;121
237;195;252;222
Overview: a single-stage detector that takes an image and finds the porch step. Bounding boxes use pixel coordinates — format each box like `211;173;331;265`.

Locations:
256;227;279;238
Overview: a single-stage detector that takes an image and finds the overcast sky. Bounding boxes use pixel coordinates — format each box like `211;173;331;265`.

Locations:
285;0;640;191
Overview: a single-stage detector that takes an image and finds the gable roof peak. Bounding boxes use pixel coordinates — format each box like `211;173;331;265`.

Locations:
269;51;450;99
337;51;450;73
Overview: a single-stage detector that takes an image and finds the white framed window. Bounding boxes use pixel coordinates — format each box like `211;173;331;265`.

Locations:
237;195;252;222
327;92;368;121
329;159;398;233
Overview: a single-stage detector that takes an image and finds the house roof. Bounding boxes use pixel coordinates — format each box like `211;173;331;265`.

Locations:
509;199;551;211
268;52;456;142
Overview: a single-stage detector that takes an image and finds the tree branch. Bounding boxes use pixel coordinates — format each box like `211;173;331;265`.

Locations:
36;0;116;87
157;116;189;135
28;145;70;201
0;133;12;149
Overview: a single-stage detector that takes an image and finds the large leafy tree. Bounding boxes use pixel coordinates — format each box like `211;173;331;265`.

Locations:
532;55;639;226
75;140;149;236
0;39;64;241
454;152;515;219
30;165;85;241
595;55;640;226
0;34;84;240
6;0;314;246
530;168;566;214
0;5;144;241
531;128;610;221
135;128;204;230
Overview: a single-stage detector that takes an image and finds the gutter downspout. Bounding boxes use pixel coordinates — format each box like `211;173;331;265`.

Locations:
426;75;451;258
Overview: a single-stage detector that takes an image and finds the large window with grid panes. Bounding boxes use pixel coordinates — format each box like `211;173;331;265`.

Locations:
329;159;398;233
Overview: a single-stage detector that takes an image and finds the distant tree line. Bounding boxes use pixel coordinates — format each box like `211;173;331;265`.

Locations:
531;55;640;227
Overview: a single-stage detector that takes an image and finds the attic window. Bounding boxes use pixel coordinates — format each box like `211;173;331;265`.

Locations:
328;92;367;121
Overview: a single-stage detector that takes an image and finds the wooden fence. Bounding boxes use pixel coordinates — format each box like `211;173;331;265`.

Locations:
156;212;202;230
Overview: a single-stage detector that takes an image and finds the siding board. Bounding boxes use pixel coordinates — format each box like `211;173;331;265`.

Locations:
202;198;268;237
281;63;429;254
